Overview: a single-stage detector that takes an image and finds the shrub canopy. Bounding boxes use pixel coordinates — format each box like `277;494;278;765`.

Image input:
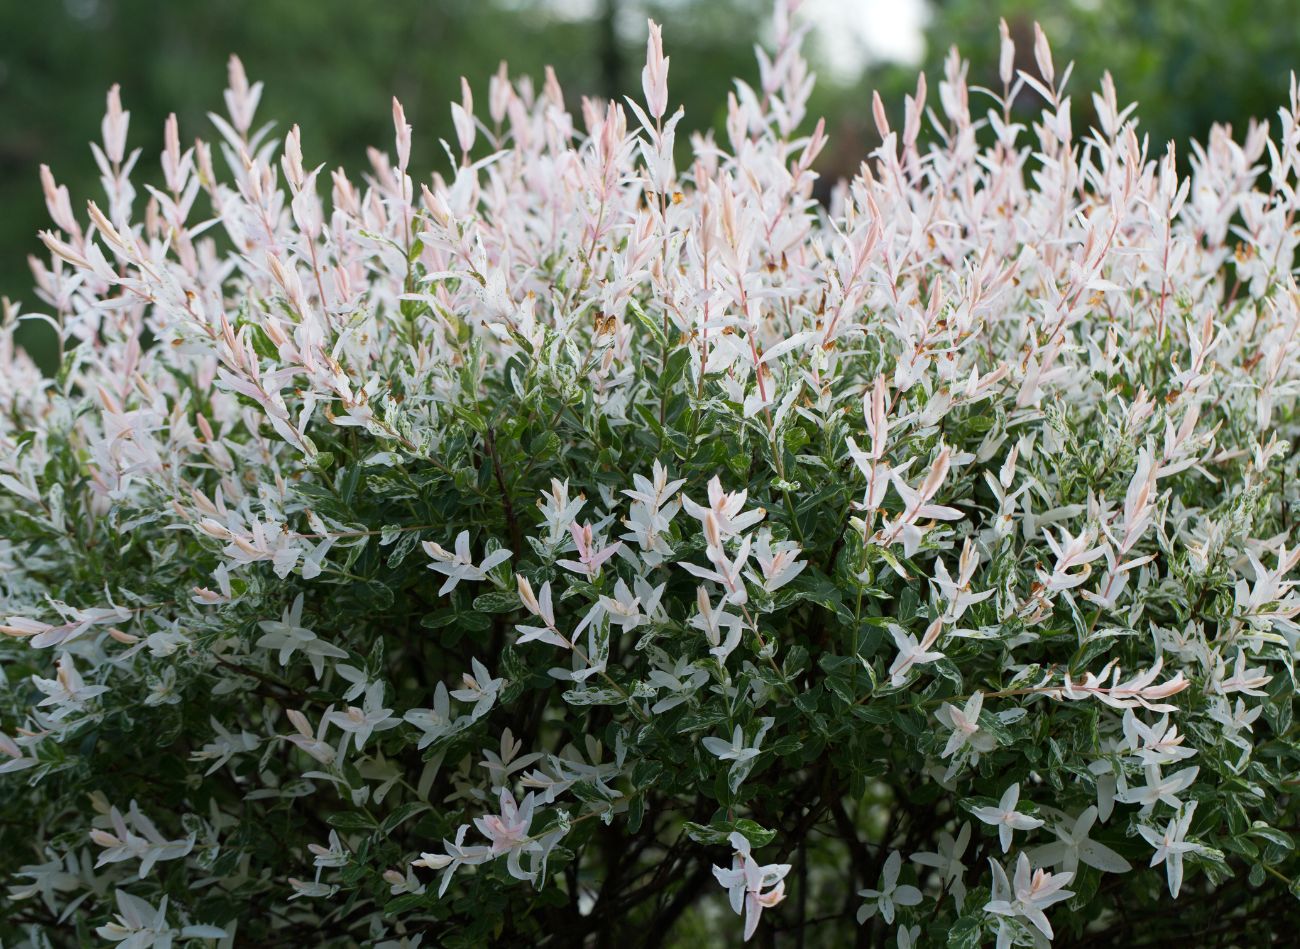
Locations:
3;5;1300;946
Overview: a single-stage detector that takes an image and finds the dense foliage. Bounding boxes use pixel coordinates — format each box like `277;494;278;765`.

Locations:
10;0;1300;349
3;3;1300;945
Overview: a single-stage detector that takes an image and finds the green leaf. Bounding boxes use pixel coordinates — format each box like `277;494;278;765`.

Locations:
631;760;664;789
458;610;492;633
420;608;458;629
1249;822;1294;850
794;688;821;718
384;892;430;916
381;802;430;835
357;579;395;610
819;653;867;705
661;345;692;391
473;590;520;613
570;781;615;805
367;635;386;673
774;567;845;614
338;464;365;504
386;530;423;568
626;794;646;834
783;644;810;679
561;686;625;706
326;811;376;833
529;430;561;459
1220;835;1259;860
731;819;776;848
947;916;982;949
682;818;775;849
682;822;730;846
628;299;667;349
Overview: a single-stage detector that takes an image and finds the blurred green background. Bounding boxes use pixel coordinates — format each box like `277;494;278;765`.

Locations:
3;0;1297;366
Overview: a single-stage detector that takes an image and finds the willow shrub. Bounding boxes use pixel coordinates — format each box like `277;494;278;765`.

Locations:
3;4;1300;946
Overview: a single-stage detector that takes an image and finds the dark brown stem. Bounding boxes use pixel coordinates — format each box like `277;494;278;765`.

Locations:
484;425;524;555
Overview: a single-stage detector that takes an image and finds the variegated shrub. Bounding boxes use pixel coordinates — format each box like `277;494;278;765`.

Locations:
3;4;1300;946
